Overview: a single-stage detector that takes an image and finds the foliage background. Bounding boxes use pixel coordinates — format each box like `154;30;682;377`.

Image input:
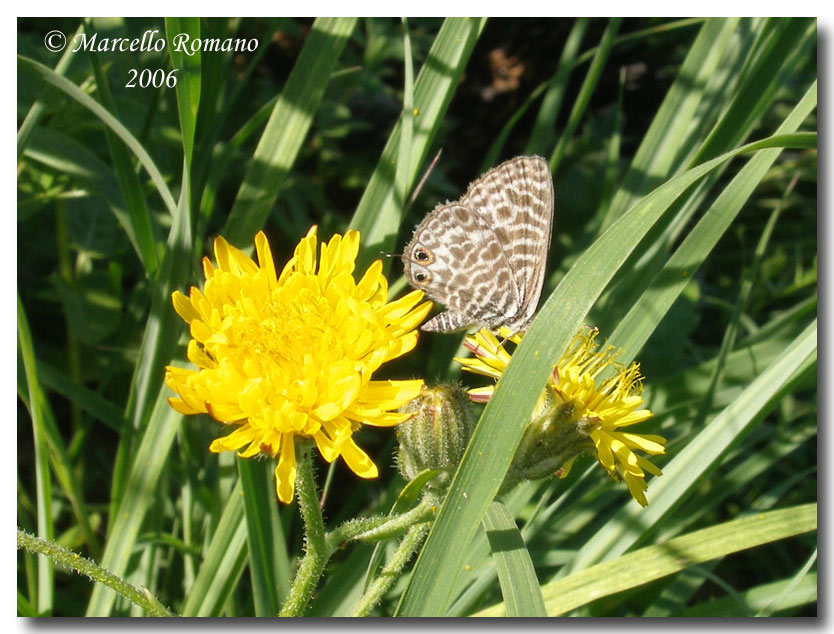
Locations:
17;17;817;616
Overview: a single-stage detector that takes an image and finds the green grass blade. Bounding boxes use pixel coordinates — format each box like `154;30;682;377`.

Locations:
181;481;248;616
349;17;487;270
395;18;415;222
238;459;288;615
683;573;817;617
482;501;546;617
604;18;740;225
549;18;621;174
85;44;160;277
221;17;357;246
611;81;817;362
84;393;183;615
17;55;177;216
523;18;589;158
17;295;54;613
475;503;816;616
396;132;814;616
17;22;84;158
691;18;815;165
166;17;202;168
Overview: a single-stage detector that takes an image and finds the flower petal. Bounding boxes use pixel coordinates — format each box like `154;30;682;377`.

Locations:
340;437;378;479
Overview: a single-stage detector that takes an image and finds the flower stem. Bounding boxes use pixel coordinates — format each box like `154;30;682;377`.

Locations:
326;494;436;550
350;521;430;617
16;528;173;617
279;447;327;617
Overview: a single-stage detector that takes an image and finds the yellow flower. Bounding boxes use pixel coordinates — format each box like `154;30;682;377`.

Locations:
165;227;433;503
456;326;665;506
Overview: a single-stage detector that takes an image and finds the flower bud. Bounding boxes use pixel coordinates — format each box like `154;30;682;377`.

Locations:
396;385;477;490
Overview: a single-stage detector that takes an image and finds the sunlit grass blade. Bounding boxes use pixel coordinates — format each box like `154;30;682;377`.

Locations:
350;17;488;270
482;500;546;617
691;18;815;165
221;17;357;246
396;132;814;616
474;503;816;616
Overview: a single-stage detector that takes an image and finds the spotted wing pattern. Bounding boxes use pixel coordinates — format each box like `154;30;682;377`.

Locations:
403;156;554;333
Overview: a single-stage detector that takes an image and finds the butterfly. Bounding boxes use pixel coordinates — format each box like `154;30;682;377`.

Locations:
403;155;554;333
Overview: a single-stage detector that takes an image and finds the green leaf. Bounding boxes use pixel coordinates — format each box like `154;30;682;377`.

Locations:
549;18;621;173
482;500;546;617
17;295;54;613
475;503;816;616
181;481;249;616
85;40;160;277
238;458;290;616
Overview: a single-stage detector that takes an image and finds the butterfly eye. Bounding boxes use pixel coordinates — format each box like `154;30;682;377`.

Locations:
414;272;430;284
413;247;433;264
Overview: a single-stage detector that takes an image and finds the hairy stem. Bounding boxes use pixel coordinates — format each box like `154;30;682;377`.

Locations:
351;522;430;616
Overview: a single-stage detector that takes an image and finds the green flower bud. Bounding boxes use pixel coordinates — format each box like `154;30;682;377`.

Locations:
506;390;595;486
396;385;476;490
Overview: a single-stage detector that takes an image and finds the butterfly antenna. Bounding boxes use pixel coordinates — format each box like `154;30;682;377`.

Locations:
405;148;443;212
380;250;404;260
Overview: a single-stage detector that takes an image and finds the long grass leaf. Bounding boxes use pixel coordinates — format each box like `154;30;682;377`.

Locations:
475;503;816;616
612;81;817;361
221;17;357;246
181;481;248;616
482;500;546;617
85;393;183;615
238;459;285;615
17;295;54;613
86;43;159;277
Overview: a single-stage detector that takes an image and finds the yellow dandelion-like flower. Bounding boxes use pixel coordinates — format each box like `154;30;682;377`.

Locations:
164;227;433;503
456;326;665;506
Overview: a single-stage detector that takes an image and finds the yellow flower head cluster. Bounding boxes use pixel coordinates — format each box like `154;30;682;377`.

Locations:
165;227;432;503
456;326;665;506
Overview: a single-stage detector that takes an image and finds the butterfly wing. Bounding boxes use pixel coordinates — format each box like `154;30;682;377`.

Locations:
460;155;554;329
403;203;521;332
